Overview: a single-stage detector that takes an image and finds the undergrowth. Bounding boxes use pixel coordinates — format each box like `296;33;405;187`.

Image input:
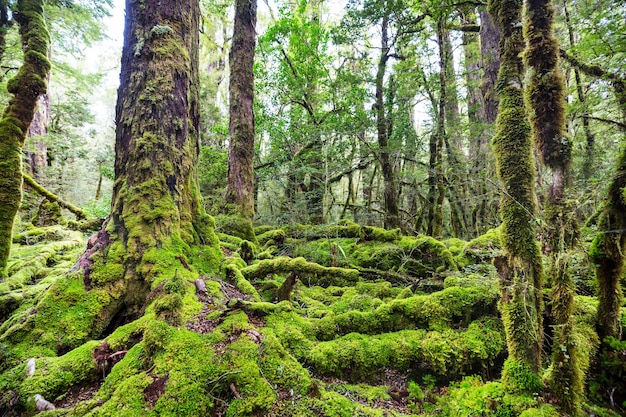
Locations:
0;222;622;416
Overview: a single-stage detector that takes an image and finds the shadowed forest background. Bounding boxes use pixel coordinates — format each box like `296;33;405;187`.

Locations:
0;0;625;416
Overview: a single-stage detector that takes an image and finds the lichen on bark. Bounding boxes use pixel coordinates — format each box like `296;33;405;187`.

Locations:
0;0;51;279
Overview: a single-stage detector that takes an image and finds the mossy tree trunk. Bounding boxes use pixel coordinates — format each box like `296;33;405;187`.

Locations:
557;30;626;344
376;15;400;230
488;0;544;393
225;0;257;222
523;0;582;413
426;18;447;238
0;0;50;279
83;0;219;327
589;149;626;341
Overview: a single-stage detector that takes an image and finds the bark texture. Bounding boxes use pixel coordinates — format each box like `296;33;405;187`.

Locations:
0;0;50;278
376;16;400;230
225;0;257;221
489;0;544;394
523;1;582;412
86;0;219;327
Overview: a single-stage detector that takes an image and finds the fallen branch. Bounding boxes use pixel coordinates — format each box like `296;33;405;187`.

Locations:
23;173;87;219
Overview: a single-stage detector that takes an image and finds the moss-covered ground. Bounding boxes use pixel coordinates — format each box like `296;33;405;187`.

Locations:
0;221;623;416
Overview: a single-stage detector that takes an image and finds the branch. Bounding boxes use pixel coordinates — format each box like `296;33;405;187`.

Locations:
449;24;480;32
327;157;375;185
559;48;622;82
581;114;626;131
23;173;87;219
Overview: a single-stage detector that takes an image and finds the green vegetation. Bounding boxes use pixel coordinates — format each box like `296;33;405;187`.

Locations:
1;0;625;415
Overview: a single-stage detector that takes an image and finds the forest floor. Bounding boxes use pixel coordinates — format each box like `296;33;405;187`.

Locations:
0;220;623;416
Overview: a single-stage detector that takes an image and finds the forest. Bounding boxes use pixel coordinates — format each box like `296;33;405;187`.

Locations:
0;0;624;415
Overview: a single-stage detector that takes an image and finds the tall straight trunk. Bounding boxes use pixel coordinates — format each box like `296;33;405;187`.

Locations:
78;0;219;328
466;9;500;236
426;19;447;238
376;15;400;229
26;91;50;180
0;0;50;278
225;0;257;221
524;0;581;413
489;0;544;394
441;18;468;239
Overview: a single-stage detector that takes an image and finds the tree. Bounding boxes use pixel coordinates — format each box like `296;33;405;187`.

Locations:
523;0;583;412
0;0;51;278
76;0;219;329
225;0;257;224
488;0;544;393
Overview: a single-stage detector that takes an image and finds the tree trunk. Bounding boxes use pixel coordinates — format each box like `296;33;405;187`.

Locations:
25;91;50;180
376;15;400;230
225;0;257;221
81;0;219;328
563;0;594;180
0;0;50;279
489;0;544;393
524;0;582;412
426;18;448;238
467;9;500;236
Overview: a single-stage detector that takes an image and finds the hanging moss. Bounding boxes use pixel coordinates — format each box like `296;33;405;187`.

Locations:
589;143;626;341
523;0;570;173
0;0;50;278
489;0;544;392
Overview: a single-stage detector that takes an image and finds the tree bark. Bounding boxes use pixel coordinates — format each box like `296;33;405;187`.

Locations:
0;0;51;278
78;0;219;328
524;0;581;412
489;0;544;393
467;9;500;236
426;18;448;238
225;0;257;221
376;15;400;230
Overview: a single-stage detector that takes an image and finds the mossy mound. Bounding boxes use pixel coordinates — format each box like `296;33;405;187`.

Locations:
0;223;621;416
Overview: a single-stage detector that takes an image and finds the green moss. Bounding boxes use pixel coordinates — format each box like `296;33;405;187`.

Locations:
361;226;401;242
20;340;101;402
310;285;499;339
1;272;113;357
501;359;543;394
307;317;505;380
242;257;359;287
257;228;286;247
215;214;257;243
438;377;540;417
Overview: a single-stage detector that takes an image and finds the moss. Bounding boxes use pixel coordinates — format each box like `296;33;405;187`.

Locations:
309;285;499;339
242;257;359;287
283;221;362;240
490;0;544;389
501;359;543;394
523;0;570;172
1;272;114;357
20;340;101;403
347;235;457;279
223;262;262;301
259;328;312;395
457;226;503;266
215;214;257;243
438;377;540;417
257;228;286;247
361;226;401;242
0;0;50;277
307;317;505;381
